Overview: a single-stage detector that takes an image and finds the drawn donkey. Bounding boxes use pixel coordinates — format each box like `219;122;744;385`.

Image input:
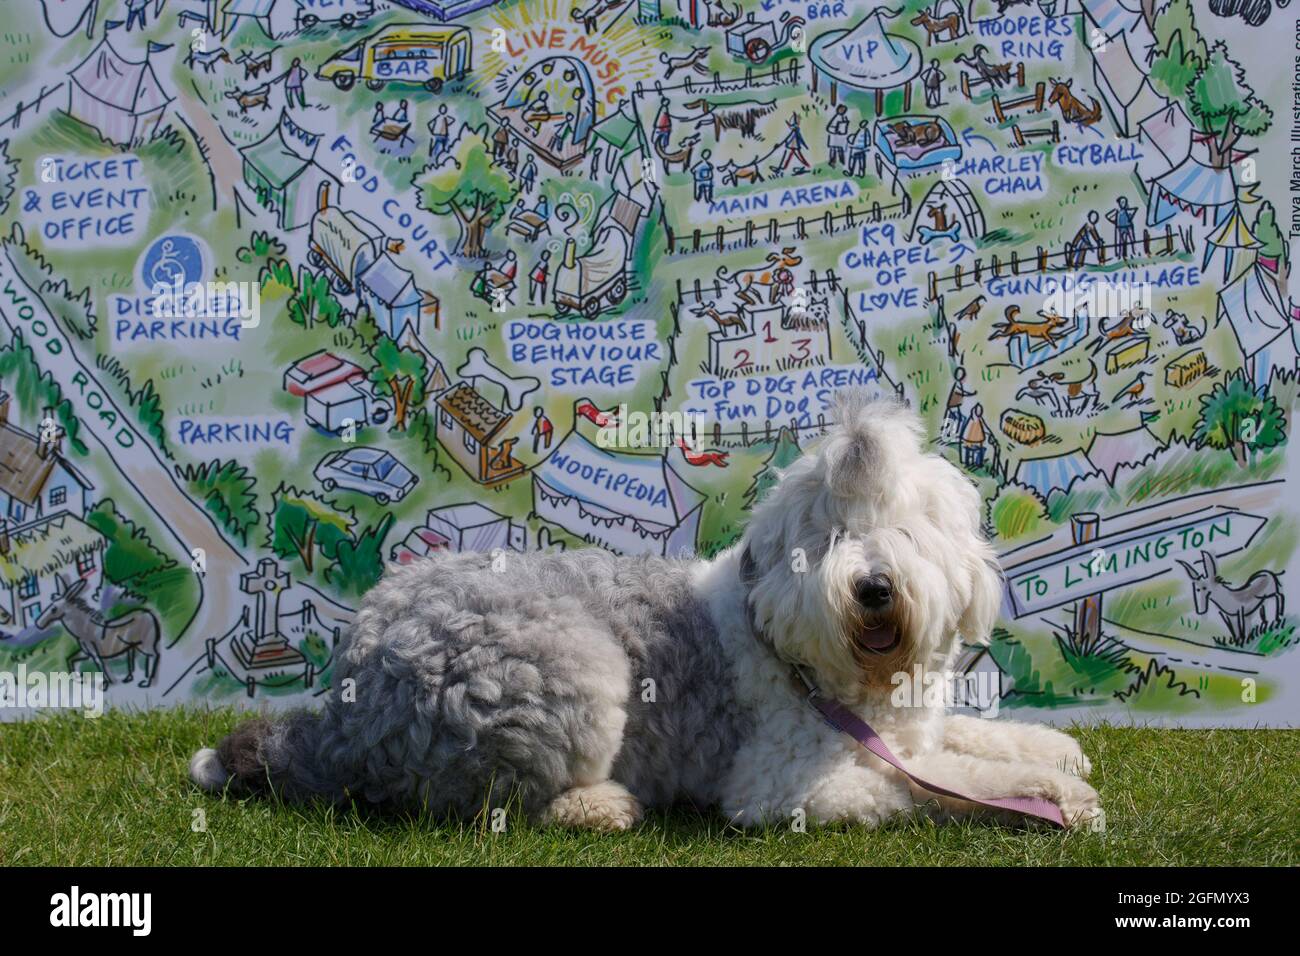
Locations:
36;577;162;687
1176;551;1284;645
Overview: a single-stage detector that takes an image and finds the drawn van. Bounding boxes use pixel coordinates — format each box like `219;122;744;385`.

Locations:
295;0;376;30
316;24;472;93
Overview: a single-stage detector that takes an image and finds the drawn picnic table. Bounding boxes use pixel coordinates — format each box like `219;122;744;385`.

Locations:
370;118;411;146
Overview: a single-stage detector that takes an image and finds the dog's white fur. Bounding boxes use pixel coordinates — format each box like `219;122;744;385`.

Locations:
194;391;1099;830
699;394;1098;828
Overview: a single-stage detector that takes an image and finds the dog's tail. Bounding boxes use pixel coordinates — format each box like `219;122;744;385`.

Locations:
190;712;339;801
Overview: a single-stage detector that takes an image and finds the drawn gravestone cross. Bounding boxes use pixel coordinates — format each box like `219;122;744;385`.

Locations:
231;557;304;672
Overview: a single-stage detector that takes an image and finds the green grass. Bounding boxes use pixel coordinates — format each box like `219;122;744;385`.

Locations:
1;709;1296;866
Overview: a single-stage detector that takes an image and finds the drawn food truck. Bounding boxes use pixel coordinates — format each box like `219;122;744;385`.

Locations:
316;24;472;92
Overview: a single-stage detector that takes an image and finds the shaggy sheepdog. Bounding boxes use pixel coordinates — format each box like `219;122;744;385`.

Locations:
191;390;1099;830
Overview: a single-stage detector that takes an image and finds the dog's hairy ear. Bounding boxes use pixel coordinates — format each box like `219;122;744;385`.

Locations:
821;390;919;498
959;556;1004;645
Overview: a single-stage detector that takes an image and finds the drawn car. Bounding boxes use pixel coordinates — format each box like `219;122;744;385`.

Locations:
314;447;417;504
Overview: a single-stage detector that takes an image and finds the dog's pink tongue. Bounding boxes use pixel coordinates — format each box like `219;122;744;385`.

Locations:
861;625;898;651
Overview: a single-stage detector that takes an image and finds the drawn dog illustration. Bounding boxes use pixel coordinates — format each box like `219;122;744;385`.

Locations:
225;85;271;113
718;247;804;306
989;305;1067;348
719;157;764;186
1048;77;1102;126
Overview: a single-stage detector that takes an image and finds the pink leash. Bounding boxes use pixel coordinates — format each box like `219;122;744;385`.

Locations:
794;667;1067;828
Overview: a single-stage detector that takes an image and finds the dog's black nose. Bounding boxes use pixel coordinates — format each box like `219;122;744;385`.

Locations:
855;576;893;610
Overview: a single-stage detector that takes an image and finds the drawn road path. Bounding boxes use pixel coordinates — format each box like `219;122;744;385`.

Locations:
0;238;247;698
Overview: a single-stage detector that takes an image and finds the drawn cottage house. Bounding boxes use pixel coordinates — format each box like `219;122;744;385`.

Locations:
434;382;525;486
0;514;107;632
0;389;93;524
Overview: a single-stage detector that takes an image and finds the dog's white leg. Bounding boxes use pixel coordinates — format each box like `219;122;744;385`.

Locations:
907;750;1102;829
541;781;643;832
941;715;1092;777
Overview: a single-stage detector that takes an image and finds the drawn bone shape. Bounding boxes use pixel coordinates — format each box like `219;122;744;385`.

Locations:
457;347;540;412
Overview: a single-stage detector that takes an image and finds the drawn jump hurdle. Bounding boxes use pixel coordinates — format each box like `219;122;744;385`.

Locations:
1006;313;1090;370
991;82;1046;124
1011;120;1060;147
959;62;1026;100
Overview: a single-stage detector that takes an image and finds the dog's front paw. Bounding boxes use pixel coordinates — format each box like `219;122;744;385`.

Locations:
1051;774;1102;830
542;782;643;832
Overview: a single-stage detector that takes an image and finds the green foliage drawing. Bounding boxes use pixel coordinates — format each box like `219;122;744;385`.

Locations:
1193;371;1287;467
368;336;428;431
180;458;260;546
265;483;356;574
327;513;395;599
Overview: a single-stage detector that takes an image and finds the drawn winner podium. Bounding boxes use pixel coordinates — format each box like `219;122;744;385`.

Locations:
226;558;307;684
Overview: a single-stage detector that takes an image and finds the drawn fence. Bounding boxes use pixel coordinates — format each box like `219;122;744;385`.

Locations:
664;195;911;256
924;224;1192;300
633;59;803;100
0;83;64;132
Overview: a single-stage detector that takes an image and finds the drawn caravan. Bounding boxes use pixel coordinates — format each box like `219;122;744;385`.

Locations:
296;0;376;29
384;0;501;20
307;185;400;294
553;193;643;318
283;350;392;432
315;24;471;92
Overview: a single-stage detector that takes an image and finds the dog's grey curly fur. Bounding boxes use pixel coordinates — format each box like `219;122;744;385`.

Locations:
208;550;752;816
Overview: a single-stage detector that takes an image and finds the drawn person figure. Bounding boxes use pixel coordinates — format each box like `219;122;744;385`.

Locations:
1106;196;1136;260
530;250;551;306
920;59;945;108
532;406;554;454
506;138;521;175
691;148;715;202
372;102;386;127
1068;210;1105;267
652;97;672;150
492;119;511;162
520;154;538;193
393;99;409;124
771;113;809;177
281;57;308;108
149;239;186;291
847;120;870;177
523;91;552;134
549;111;575;152
826;104;850;168
125;0;149;31
944;365;974;441
959;402;992;469
427;104;452;157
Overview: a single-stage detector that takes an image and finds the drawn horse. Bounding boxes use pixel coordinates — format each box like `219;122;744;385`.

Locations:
36;577;162;688
1177;551;1285;645
686;98;776;141
1048;77;1102;126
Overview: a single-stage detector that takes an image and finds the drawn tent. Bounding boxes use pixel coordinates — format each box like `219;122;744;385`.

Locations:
220;0;299;39
533;421;704;558
1013;447;1100;501
358;253;438;341
1084;423;1166;485
1145;150;1255;229
240;110;341;230
66;37;173;148
808;9;921;111
1137;101;1195;181
1086;21;1164;138
1216;262;1299;387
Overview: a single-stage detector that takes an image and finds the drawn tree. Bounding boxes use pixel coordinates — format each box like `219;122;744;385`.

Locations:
1252;201;1288;272
743;427;801;510
1188;41;1272;169
1193;372;1286;467
328;513;396;598
1148;0;1206;105
413;129;516;258
368;336;427;432
265;484;356;574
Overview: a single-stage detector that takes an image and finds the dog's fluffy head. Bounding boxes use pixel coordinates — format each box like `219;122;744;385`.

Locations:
740;390;1002;702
